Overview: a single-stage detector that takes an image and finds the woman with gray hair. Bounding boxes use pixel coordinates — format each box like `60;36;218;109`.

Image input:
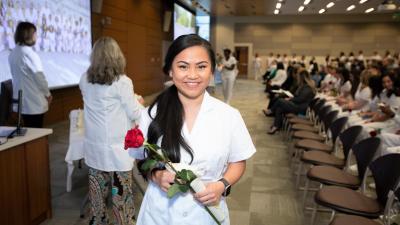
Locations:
79;36;142;225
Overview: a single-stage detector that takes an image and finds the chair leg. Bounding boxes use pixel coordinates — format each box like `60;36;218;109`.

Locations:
329;210;336;223
310;201;319;225
296;161;303;187
302;178;310;207
79;193;89;218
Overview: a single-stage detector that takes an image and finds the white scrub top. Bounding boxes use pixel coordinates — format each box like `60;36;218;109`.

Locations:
354;84;372;111
8;45;50;114
134;92;256;225
369;89;400;112
221;56;237;78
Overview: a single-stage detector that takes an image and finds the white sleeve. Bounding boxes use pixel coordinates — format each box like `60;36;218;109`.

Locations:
228;110;256;162
118;77;143;121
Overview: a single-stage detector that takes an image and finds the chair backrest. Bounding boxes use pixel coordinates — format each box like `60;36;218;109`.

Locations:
323;110;339;133
370;154;400;207
329;116;348;143
317;105;332;122
0;79;13;126
352;137;380;181
312;99;326;115
339;125;363;159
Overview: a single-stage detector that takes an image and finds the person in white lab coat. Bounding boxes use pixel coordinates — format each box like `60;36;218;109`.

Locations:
79;37;142;225
8;22;52;128
253;53;262;81
132;34;256;225
221;48;237;105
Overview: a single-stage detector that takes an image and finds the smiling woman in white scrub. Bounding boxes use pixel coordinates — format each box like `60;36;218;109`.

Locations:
132;34;256;225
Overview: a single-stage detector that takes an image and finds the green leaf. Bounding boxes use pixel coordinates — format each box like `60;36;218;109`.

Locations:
178;184;189;193
167;183;181;198
179;169;197;182
140;159;157;172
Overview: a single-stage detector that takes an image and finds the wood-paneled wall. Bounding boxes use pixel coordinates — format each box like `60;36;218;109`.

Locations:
44;0;171;125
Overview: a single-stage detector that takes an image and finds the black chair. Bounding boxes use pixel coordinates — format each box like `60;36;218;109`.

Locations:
311;154;400;225
329;187;400;225
0;79;13;125
303;137;380;205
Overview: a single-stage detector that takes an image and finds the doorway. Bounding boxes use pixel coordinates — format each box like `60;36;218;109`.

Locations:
234;45;249;78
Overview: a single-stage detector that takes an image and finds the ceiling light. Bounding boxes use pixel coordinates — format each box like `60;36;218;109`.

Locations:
278;0;283;2
274;9;280;14
347;5;356;11
319;8;326;14
326;2;335;8
304;0;311;5
298;5;305;12
365;7;374;13
359;0;368;4
276;3;282;9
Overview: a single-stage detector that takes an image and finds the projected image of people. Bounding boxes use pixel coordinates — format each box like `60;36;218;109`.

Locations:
0;0;91;88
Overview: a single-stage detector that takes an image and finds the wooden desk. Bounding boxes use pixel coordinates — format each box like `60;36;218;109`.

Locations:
0;127;53;225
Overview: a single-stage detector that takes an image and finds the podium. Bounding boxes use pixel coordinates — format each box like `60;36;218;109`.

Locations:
0;127;53;225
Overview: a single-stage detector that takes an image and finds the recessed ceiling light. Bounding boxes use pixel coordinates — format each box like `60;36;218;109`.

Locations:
359;0;368;4
274;9;280;14
276;3;282;9
347;5;355;11
304;0;311;5
319;8;326;14
298;5;305;12
365;7;374;13
326;2;335;8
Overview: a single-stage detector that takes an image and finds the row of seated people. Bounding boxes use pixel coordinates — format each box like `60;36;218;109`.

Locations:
262;59;400;136
281;95;400;225
270;74;400;224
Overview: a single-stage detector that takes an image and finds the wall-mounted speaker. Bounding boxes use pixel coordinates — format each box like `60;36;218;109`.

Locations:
163;11;172;32
92;0;103;13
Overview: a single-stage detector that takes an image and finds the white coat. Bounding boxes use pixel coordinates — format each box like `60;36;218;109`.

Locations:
133;92;256;225
79;74;142;171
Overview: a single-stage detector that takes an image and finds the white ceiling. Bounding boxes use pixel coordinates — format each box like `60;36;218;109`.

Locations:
189;0;400;16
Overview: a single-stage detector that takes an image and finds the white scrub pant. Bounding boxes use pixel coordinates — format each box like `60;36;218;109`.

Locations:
222;73;236;104
254;67;262;81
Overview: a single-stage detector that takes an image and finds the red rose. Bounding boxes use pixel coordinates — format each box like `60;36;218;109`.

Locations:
348;109;352;113
329;81;333;85
124;126;144;149
369;130;377;137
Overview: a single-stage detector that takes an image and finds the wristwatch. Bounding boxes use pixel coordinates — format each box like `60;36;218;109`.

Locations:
218;178;231;197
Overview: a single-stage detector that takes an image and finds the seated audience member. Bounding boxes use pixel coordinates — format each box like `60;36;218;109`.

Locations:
266;70;316;134
360;73;400;122
320;66;340;92
342;69;373;111
263;64;300;114
336;68;353;104
268;62;287;89
377;105;400;154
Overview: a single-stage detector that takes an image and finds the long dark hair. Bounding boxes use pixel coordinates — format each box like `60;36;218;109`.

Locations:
147;34;216;164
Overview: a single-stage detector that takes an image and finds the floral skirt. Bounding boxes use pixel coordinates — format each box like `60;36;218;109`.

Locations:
88;167;135;225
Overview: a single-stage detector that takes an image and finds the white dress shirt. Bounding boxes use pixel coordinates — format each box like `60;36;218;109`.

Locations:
133;92;256;225
8;45;50;114
79;74;142;171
